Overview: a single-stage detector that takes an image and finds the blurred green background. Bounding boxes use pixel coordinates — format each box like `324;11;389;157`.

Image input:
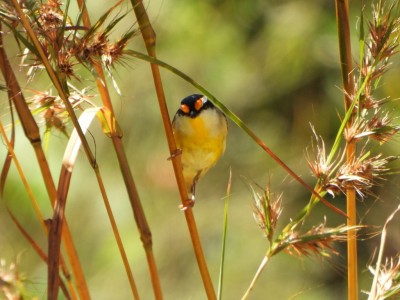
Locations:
1;0;400;299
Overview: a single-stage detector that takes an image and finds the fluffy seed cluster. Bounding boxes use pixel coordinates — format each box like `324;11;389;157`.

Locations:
0;0;136;133
29;87;94;133
308;2;400;200
368;256;400;299
0;259;22;300
251;184;283;242
282;222;348;258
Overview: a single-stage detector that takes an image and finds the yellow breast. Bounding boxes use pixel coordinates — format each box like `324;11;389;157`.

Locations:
173;108;227;190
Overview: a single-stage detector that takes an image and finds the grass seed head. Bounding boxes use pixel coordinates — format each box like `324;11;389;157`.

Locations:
251;184;283;241
368;256;400;299
0;259;22;300
282;222;348;258
329;153;393;198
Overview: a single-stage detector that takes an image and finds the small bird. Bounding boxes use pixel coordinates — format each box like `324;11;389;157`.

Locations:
172;94;228;204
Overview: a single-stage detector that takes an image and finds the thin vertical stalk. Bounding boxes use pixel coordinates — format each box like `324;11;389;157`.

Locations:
94;165;140;300
217;170;232;300
130;1;216;299
0;24;90;299
335;1;358;299
75;0;163;298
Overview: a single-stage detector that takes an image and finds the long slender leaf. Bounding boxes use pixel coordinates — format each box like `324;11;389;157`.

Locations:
217;169;232;300
125;49;346;217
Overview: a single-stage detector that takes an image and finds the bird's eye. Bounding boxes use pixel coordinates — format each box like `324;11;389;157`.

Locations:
180;104;190;114
194;98;203;111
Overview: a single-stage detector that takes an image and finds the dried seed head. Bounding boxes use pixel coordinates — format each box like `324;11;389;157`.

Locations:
355;1;400;120
368;256;400;299
307;136;330;179
368;3;400;61
0;259;22;300
103;39;127;68
282;222;348;258
29;88;94;133
251;184;283;241
0;1;19;28
327;153;393;199
37;0;65;42
58;51;76;79
344;118;365;143
307;130;343;197
365;113;399;144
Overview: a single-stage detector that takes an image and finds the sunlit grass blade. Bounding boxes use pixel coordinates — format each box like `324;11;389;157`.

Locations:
73;1;161;298
48;107;100;298
217;169;232;300
82;0;124;40
0;19;89;299
125;49;346;217
63;107;140;299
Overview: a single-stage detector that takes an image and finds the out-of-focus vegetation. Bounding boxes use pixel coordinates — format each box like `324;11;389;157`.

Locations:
1;0;400;299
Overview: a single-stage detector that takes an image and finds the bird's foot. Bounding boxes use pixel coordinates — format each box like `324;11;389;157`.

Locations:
179;195;195;211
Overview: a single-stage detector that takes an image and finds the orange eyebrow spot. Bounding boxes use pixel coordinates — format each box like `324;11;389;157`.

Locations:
194;98;203;111
180;104;190;114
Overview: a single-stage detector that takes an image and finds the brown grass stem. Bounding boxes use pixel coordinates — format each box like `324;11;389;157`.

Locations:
130;0;216;298
125;49;346;219
0;119;75;299
48;167;72;300
10;0;96;166
111;137;153;299
335;1;358;299
94;160;140;299
5;11;95;297
0;23;90;300
75;0;161;297
67;108;140;298
346;142;358;300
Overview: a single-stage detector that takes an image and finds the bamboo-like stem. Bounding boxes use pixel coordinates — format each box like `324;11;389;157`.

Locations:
0;24;90;299
0;120;77;300
8;4;95;296
75;0;162;297
48;167;72;300
130;1;216;299
346;142;358;300
335;1;358;299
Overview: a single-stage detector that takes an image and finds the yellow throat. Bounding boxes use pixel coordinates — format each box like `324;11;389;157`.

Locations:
172;96;227;195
